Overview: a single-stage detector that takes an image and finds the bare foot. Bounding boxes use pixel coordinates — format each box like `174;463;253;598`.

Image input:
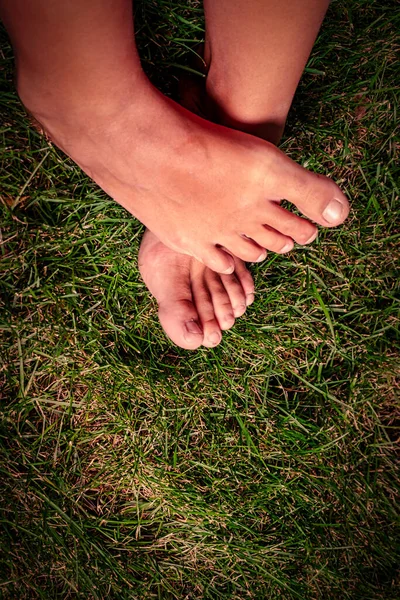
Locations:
138;75;255;350
138;229;254;349
139;55;350;350
22;77;349;275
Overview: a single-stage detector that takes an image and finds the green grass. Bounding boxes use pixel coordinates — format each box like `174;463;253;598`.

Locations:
0;0;399;598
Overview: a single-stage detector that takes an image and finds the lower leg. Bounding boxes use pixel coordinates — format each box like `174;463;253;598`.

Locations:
204;0;330;144
0;0;147;121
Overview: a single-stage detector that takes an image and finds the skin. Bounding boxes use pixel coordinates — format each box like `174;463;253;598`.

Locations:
0;0;349;349
139;0;341;349
0;1;348;273
139;232;255;349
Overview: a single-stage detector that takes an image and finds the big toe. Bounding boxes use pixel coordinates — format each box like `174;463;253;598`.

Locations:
265;146;350;228
296;173;350;227
139;229;204;350
158;299;204;350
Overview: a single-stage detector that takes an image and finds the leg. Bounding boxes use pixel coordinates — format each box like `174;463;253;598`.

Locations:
1;0;348;277
204;0;330;145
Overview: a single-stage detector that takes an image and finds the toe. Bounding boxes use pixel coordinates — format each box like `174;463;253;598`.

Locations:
220;269;248;318
296;176;349;228
265;148;350;228
200;245;235;275
191;269;223;347
204;269;236;331
158;299;204;350
259;202;318;246
225;235;267;264
232;258;255;307
139;230;204;350
248;224;294;254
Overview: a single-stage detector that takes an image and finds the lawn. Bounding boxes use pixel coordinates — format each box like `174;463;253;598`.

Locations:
0;1;399;598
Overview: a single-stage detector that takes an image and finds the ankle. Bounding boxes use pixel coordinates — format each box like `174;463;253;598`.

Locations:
17;63;152;133
205;71;289;146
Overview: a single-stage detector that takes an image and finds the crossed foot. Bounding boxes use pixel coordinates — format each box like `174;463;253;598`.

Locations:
138;86;349;349
23;75;349;350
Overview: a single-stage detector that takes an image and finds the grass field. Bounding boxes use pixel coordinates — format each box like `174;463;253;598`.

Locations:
0;1;399;598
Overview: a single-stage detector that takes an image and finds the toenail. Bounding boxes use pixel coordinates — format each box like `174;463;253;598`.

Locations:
208;332;221;345
185;320;202;335
281;241;294;252
322;199;343;224
304;230;318;245
222;265;235;275
235;304;246;316
246;293;255;306
224;312;235;324
255;252;267;263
